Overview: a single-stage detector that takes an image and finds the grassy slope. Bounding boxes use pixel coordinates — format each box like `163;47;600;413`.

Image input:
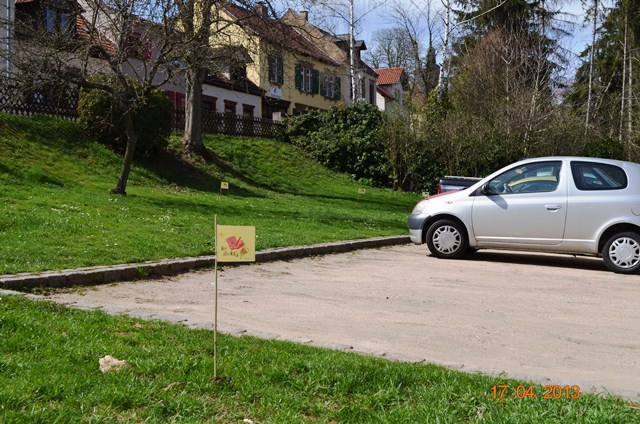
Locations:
0;113;418;274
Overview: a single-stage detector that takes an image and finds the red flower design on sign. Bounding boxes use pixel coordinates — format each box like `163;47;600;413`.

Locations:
226;236;245;250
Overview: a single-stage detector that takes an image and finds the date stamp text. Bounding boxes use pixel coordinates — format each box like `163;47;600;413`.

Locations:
490;385;581;400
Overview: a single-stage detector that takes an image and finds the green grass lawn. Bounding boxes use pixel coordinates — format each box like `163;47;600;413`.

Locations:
0;113;418;274
1;294;638;423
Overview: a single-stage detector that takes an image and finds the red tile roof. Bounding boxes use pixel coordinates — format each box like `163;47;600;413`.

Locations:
75;14;117;56
374;67;404;86
222;2;340;66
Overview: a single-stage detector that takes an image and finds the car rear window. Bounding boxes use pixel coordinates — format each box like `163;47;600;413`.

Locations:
571;161;628;191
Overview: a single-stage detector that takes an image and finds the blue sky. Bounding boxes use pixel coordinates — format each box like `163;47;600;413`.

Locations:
296;0;611;72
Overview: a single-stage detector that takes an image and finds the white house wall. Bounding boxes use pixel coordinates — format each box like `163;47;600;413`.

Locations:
202;84;261;117
375;91;387;111
119;58;183;93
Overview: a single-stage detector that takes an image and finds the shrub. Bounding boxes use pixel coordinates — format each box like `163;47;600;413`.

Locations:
77;75;172;156
282;103;390;186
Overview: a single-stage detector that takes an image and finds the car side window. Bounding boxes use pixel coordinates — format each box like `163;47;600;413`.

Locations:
485;161;562;195
571;161;627;191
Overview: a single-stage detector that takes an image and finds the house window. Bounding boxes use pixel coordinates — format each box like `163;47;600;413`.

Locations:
43;2;73;35
295;64;319;94
302;67;312;92
321;74;341;100
202;96;217;111
268;54;284;85
242;104;254;117
165;90;185;108
224;100;237;115
125;32;152;60
369;82;376;104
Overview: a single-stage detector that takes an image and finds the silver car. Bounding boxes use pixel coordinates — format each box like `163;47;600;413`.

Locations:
407;156;640;274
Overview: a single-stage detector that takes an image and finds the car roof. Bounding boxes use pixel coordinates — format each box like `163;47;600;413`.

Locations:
515;156;639;168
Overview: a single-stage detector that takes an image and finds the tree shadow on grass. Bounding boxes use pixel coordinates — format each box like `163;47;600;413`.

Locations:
198;147;414;209
138;149;266;199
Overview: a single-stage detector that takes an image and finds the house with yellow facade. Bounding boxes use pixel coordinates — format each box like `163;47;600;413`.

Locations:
214;2;346;119
281;9;379;108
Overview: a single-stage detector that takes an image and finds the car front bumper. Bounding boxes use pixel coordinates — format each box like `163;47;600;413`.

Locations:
407;214;427;244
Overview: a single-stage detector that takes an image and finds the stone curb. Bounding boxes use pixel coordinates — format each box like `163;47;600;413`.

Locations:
0;235;410;290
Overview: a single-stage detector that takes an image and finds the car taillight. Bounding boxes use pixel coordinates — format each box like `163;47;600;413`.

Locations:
437;183;442;194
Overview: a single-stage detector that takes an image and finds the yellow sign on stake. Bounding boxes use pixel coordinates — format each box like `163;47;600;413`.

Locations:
216;225;256;262
213;216;256;380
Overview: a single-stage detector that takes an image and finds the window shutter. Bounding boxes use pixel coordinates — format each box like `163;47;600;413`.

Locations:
312;69;320;94
295;64;302;90
335;77;341;100
277;58;284;84
268;56;274;82
320;74;327;97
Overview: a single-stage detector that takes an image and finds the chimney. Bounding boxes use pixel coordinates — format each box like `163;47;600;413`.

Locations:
300;11;308;21
256;1;267;17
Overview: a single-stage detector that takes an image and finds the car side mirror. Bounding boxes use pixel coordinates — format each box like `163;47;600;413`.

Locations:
481;183;495;196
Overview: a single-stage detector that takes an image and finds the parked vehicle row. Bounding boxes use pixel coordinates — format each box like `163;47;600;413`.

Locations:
408;156;640;274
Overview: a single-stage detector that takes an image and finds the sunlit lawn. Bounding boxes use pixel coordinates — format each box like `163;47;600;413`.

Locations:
0;114;418;274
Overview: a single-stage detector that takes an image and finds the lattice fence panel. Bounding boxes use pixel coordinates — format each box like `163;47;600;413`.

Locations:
0;85;78;120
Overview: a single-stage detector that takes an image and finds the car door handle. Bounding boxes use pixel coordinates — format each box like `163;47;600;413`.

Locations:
545;204;562;211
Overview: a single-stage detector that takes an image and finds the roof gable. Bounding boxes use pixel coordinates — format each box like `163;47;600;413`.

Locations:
375;67;405;86
222;2;340;66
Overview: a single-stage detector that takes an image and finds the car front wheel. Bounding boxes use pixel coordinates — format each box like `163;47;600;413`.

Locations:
426;219;468;259
602;232;640;274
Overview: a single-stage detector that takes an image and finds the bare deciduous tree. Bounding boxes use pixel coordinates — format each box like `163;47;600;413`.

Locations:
1;0;188;194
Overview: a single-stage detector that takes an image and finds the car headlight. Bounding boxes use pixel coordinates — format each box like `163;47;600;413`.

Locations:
411;200;428;214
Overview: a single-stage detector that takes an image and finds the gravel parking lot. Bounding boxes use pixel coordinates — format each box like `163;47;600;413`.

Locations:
42;244;640;399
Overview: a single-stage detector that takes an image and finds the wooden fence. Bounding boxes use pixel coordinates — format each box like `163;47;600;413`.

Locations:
0;86;283;139
0;85;79;120
172;108;283;139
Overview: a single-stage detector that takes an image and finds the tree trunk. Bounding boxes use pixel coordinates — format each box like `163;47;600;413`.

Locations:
349;0;357;102
620;8;628;144
112;111;138;195
437;0;451;99
585;0;598;136
182;67;206;155
628;51;633;148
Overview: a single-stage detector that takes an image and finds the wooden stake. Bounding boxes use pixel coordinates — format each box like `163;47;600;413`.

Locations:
214;214;218;379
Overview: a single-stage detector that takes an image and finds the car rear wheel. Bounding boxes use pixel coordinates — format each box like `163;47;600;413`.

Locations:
426;219;468;259
602;232;640;274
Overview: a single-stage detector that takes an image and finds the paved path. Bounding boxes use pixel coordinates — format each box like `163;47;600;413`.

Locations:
13;244;640;399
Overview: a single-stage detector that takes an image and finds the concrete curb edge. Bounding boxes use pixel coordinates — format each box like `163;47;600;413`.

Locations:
0;235;410;290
